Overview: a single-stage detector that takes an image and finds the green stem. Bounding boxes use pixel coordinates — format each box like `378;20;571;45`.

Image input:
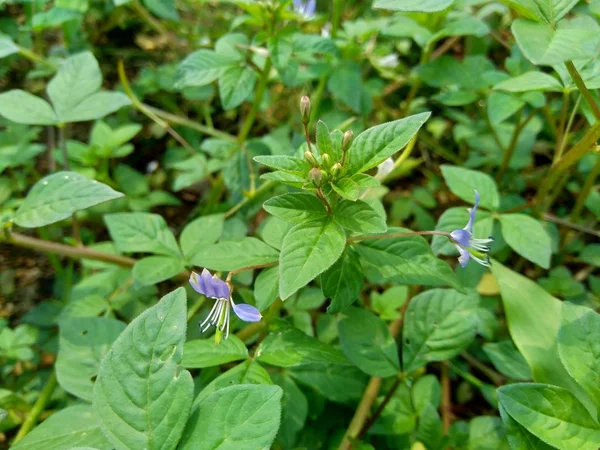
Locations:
496;108;538;182
12;372;58;443
237;59;272;145
566;61;600;121
331;0;343;39
337;377;382;450
555;95;582;163
347;230;450;244
402;47;432;116
571;154;600;222
461;352;504;386
310;76;328;124
17;46;57;70
554;91;570;161
224;181;275;218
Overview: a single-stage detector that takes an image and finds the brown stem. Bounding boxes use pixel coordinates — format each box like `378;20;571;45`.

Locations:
431;36;461;60
356;375;404;442
316;188;332;215
543;213;600;238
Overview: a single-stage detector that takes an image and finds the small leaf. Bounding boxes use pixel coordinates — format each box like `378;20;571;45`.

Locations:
498;383;600;450
11;405;112;450
402;289;478;372
132;256;186;286
499;214;552;269
175;50;238;88
15;172;123;228
253;155;311;173
338;307;400;377
272;373;308;449
322;247;364;313
279;219;346;300
179;214;225;260
104;212;181;257
179;385;283;450
346;112;430;174
332;177;360;201
333;200;387;233
0;35;19;58
263;193;328;224
441;165;499;210
483;341;532;380
93;288;194;450
60;91;130;123
256;327;349;367
182;336;248;368
143;0;179;21
494;71;563;92
190;237;279;271
0;90;58;125
373;0;455;12
254;266;279;311
289;364;368;405
219;66;257;110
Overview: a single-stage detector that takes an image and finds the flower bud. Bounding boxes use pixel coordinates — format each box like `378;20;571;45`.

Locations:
300;96;311;124
304;150;318;167
308;167;323;187
342;130;354;152
321;153;332;170
331;162;342;178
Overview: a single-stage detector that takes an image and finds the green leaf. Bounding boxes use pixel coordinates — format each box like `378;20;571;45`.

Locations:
279;219;346;300
483;341;532;380
180;385;282;450
402;289;478;372
494;71;563;92
467;416;509;450
56;317;126;401
219;66;257;110
0;35;19;58
132;256;186;286
289;364;369;404
104;212;181;257
93;288;194;450
487;92;525;125
441;165;499;210
14;172;123;228
272;373;308;449
338;307;400;377
0;90;58;125
417;404;443;450
322;247;364;313
373;0;455;12
331;177;360;201
11;405;112;450
190;237;279;271
143;0;179;21
179;214;225;260
254;266;279;311
558;303;600;411
580;244;600;267
61;91;130;123
175;50;238;88
327;62;367;113
412;375;441;414
499;214;552;269
499;384;600;450
333;199;387;234
316;120;334;158
499;403;555;450
501;0;580;24
182;336;248;368
512;17;600;66
263;193;328;224
253;155;311;173
490;262;592;409
346;112;430;174
355;227;461;291
256;327;349;367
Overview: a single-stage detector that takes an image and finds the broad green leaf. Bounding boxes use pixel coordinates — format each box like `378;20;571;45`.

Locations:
0;90;58;125
327;62;366;113
272;373;308;449
180;385;282;450
132;256;186;286
56;317;126;401
490;262;592;411
11;405;112;450
487;92;525;125
499;384;600;450
333;200;387;234
499;403;555;450
254;266;279;311
402;289;478;372
182;336;248;368
219;66;257;110
180;214;225;259
255;327;349;367
483;341;532;380
104;212;181;257
0;35;19;58
190;237;279;271
175;50;238;88
332;177;360;201
373;0;455;12
354;227;461;291
253;155;311;173
417;404;443;450
558;303;600;411
512;17;600;66
289;364;368;404
580;244;600;267
15;172;123;228
316;120;333;157
61;91;130;123
412;375;441;414
322;247;364;313
263;193;328;224
467;416;509;450
93;288;194;450
431;16;490;43
494;71;563;92
441;165;499;210
193;360;272;406
143;0;179;21
346;112;430;174
279;218;346;299
499;214;552;269
338;307;400;377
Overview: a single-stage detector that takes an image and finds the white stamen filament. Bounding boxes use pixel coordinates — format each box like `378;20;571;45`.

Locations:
200;300;220;331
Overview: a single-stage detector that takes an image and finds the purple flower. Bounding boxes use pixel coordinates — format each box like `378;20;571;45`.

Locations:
190;269;262;339
293;0;316;18
449;190;494;268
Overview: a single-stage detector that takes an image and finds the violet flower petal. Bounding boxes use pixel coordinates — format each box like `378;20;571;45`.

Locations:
455;244;471;268
450;229;471;247
189;269;230;299
232;302;262;322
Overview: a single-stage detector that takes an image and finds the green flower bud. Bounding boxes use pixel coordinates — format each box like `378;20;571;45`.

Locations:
331;162;342;178
308;167;323;187
321;153;332;170
304;150;318;167
342;129;354;152
300;96;311;124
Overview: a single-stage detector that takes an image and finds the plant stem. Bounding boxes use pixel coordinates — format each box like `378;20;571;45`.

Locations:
303;122;314;154
337;377;382;450
12;371;58;443
543;213;600;238
356;374;404;441
571;154;600;222
566;61;600;121
496;108;538;182
441;362;452;433
555;95;581;163
347;230;450;243
461;352;504;386
237;59;272;145
316;189;333;214
310;76;328;124
17;46;57;70
130;0;169;38
224;181;275;218
554;91;570;161
331;0;343;39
